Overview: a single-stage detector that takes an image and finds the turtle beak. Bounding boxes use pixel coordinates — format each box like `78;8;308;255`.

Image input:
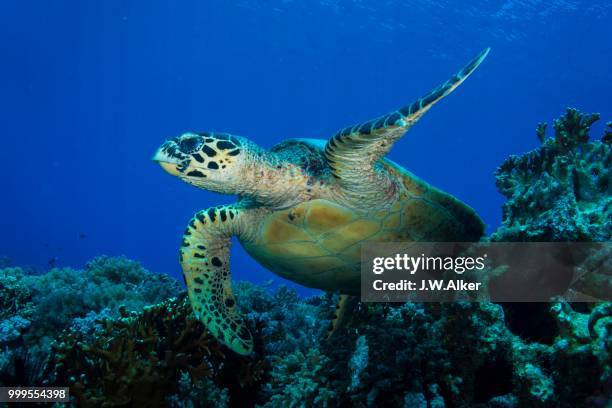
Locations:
153;141;182;176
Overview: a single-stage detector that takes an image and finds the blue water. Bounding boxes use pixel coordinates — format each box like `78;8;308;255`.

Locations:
1;1;610;292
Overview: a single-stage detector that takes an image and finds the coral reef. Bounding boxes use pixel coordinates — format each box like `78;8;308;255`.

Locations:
235;282;329;356
260;299;609;407
0;267;33;321
348;335;369;392
38;283;607;406
263;348;335;407
40;281;333;406
1;271;610;406
493;108;610;242
167;373;229;408
23;255;183;340
0;256;182;387
45;296;263;406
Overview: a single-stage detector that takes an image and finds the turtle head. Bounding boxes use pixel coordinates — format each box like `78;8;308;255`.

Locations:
153;132;252;195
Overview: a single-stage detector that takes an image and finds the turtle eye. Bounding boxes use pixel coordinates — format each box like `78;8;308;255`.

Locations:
178;133;204;154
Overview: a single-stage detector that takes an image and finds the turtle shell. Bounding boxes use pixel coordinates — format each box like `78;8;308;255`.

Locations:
240;141;484;294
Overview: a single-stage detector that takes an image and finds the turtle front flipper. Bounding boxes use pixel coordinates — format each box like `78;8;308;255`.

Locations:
180;205;254;355
325;48;489;206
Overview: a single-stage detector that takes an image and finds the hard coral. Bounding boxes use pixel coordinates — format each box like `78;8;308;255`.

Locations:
492;108;611;242
0;257;183;388
1;263;609;407
167;373;229;408
0;267;33;320
46;296;265;407
264;348;336;408
236;282;329;356
23;256;183;344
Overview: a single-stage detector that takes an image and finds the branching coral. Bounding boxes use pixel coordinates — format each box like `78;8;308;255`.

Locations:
24;256;183;337
236;282;329;356
263;348;336;408
45;296;266;407
0;267;33;320
493;108;610;242
167;372;229;408
0;257;183;387
1;264;609;407
0;316;31;345
0;267;37;386
348;335;369;392
484;108;611;406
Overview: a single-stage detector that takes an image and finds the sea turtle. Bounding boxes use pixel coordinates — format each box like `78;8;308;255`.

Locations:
153;49;489;355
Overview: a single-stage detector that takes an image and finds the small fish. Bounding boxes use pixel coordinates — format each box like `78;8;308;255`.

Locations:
79;233;87;239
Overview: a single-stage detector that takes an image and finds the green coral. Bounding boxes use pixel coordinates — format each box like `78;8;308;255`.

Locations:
0;267;33;320
0;256;183;387
348;335;369;392
29;256;180;323
236;282;329;356
46;296;262;406
40;281;336;406
21;256;182;343
514;363;555;405
508;301;610;407
167;372;229;408
492;108;611;242
1;268;609;406
264;348;335;408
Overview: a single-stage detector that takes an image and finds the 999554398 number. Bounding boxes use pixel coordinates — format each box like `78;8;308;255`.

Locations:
0;387;69;403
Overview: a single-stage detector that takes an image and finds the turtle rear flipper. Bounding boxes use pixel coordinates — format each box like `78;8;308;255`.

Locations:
325;48;490;205
326;294;358;339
